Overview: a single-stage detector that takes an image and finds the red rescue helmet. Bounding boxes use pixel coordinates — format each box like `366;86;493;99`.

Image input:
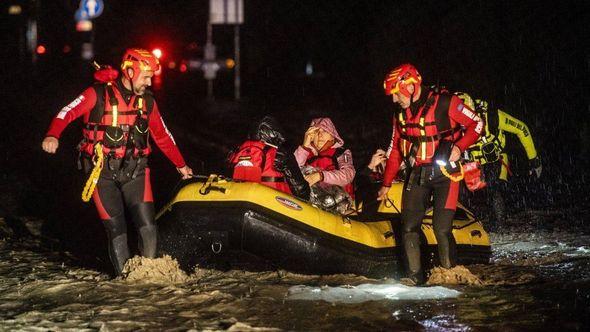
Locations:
383;63;422;98
120;48;160;80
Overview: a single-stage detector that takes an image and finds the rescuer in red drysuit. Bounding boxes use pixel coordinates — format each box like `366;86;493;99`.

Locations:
377;63;483;284
42;48;193;275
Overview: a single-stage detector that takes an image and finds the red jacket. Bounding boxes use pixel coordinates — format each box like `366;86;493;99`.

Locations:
229;140;291;194
383;90;483;186
45;80;186;168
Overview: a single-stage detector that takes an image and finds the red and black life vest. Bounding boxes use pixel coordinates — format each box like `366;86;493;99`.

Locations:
81;82;153;159
229;140;291;194
397;91;462;164
306;147;355;198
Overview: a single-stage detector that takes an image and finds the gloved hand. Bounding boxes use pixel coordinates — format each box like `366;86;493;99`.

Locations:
529;156;542;179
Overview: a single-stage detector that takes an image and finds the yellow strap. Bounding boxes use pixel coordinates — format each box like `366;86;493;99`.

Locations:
108;83;118;126
398;112;406;133
440;162;464;182
81;144;104;202
419;117;426;160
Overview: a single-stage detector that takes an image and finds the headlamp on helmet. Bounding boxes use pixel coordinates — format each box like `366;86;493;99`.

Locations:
383;63;422;98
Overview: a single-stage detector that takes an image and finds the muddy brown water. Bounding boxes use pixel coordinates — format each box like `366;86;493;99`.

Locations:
1;216;589;331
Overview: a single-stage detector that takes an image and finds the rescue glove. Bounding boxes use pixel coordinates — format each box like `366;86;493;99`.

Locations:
529;156;542;179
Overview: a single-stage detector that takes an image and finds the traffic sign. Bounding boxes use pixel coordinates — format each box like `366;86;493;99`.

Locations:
75;0;103;21
210;0;243;24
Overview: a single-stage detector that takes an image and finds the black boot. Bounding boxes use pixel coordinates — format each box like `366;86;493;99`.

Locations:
103;215;130;276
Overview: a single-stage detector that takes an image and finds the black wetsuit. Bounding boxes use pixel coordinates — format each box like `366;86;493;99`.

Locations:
85;157;156;275
402;165;458;280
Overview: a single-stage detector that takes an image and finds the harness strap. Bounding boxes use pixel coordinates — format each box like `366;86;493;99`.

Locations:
261;176;285;183
399;127;461;143
400;121;437;128
85;124;132;132
105;83;119;126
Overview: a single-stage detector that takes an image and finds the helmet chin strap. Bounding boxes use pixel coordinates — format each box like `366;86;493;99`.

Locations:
126;68;137;95
408;83;417;113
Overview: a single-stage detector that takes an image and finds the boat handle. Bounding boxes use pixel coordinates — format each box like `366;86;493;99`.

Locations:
470;230;482;238
211;242;223;254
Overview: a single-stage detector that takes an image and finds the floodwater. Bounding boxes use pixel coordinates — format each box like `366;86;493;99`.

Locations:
1;214;589;331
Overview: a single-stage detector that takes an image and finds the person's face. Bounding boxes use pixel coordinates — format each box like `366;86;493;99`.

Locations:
131;70;154;95
392;91;411;109
313;128;335;151
391;83;415;109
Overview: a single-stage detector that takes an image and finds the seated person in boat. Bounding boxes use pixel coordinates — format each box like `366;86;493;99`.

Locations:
294;117;355;214
228;116;310;200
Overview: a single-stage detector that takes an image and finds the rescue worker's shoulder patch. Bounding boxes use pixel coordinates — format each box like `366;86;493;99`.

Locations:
460;105;478;120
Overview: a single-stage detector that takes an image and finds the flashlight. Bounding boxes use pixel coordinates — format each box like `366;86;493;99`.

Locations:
433;141;454;167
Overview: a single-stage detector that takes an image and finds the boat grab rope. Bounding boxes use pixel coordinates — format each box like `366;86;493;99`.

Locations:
199;174;227;195
82;144;104;202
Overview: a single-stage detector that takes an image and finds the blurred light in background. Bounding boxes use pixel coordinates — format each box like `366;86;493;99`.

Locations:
8;5;22;15
36;45;46;55
63;45;72;54
179;63;188;73
75;20;93;32
152;48;163;59
168;61;177;69
225;58;235;69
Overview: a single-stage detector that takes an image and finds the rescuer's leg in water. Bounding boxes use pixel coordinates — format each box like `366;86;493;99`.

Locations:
103;215;130;275
92;178;130;276
401;172;431;284
131;203;157;258
483;162;505;231
121;166;157;258
432;177;459;268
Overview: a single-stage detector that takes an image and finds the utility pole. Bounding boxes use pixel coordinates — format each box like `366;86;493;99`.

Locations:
206;22;214;99
209;0;244;100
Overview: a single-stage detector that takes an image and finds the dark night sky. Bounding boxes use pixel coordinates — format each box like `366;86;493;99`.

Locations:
1;0;589;210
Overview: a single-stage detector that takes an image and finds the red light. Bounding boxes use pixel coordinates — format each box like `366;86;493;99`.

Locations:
63;45;72;53
152;48;162;59
179;63;187;73
36;45;46;55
